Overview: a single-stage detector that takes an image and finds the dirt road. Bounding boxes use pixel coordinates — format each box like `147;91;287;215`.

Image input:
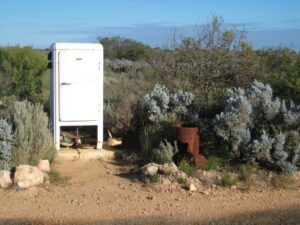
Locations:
0;159;300;225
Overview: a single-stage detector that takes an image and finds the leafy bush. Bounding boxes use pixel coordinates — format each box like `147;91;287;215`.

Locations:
103;59;155;136
271;174;293;189
204;156;226;171
10;101;55;166
138;84;196;162
176;176;187;185
0;119;14;170
169;90;195;115
238;163;257;181
105;59;133;73
46;170;69;186
0;46;48;103
104;100;134;135
99;36;148;61
152;140;178;164
198;119;233;160
0;95;19;118
155;16;263;111
149;174;159;183
214;80;300;173
259;48;300;103
221;171;237;187
178;160;197;176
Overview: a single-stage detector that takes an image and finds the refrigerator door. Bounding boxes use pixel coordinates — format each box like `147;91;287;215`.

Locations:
59;50;101;121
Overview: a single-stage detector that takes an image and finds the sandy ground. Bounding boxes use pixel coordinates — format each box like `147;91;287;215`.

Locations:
0;158;300;225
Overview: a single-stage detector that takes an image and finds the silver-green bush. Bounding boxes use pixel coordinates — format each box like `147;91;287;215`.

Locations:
214;80;300;173
11;101;55;166
143;83;170;123
152;140;178;164
0;118;14;170
143;83;195;124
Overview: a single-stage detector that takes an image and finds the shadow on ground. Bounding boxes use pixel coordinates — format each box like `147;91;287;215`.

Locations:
105;158;141;182
1;204;300;225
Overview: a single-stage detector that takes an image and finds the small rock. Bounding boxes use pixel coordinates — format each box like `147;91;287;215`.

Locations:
161;177;172;185
0;170;12;188
141;163;159;176
14;165;45;188
38;160;50;172
231;185;237;190
196;170;221;186
188;183;197;192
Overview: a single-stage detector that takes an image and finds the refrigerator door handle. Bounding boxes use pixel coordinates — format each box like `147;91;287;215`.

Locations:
61;82;71;85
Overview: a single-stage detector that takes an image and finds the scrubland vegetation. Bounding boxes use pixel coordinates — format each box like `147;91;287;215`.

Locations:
1;16;300;176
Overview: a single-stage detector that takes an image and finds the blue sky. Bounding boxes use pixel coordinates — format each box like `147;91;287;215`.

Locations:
1;0;300;50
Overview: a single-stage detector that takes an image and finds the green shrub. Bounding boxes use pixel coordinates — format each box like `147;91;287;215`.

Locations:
43;147;57;164
149;174;159;183
47;170;69;186
103;64;153;136
198;119;233;160
99;36;148;61
221;171;237;187
176;176;187;185
106;59;132;73
285;131;300;158
152;139;177;164
0;95;19;118
178;160;197;176
271;174;292;189
238;163;257;181
0;46;48;102
138;117;177;164
11;101;55;166
239;181;251;192
204;156;226;171
139;132;153;164
162;168;175;176
104;100;134;135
